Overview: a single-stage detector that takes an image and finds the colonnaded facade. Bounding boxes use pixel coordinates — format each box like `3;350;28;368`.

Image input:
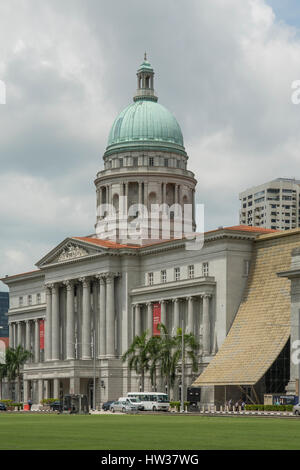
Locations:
2;56;275;406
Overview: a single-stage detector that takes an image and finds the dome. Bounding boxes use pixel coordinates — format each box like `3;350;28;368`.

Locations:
105;99;185;156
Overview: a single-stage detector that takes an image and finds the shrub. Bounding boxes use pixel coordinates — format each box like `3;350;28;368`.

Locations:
245;404;293;412
12;403;23;410
0;399;13;405
40;398;58;405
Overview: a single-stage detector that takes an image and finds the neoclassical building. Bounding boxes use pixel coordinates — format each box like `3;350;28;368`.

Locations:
2;57;277;406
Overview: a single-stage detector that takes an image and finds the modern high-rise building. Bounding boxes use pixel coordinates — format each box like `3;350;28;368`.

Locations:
239;178;300;230
0;291;9;337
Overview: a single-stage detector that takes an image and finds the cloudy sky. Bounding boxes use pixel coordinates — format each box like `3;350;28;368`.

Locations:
1;0;300;287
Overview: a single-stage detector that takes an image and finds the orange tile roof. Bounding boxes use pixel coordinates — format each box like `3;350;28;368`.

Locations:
206;225;278;235
72;237;141;249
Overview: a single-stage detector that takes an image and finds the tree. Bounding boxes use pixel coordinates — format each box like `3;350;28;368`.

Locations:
123;324;199;399
172;327;199;400
156;324;199;399
156;323;177;396
5;346;32;402
0;363;7;400
122;331;152;392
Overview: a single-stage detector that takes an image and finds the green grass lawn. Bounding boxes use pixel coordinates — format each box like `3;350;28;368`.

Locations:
0;414;300;450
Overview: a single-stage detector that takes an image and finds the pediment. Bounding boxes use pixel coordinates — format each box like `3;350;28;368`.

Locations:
36;237;107;268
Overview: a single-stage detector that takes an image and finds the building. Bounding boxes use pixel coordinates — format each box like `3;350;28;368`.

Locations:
0;291;9;337
239;178;300;230
1;56;289;407
193;228;300;406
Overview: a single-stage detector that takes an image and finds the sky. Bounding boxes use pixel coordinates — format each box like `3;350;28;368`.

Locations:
1;0;300;288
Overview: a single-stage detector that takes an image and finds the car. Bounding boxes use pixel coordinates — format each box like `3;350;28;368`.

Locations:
50;400;62;412
293;404;300;415
110;399;139;413
0;402;6;411
102;400;115;411
118;397;144;411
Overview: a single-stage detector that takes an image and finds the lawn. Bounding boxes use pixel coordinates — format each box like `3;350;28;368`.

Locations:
0;414;300;450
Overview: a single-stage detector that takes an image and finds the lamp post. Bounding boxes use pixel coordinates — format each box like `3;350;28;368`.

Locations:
180;319;185;413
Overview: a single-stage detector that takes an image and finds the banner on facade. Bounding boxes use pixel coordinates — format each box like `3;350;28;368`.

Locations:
153;303;161;336
39;319;45;350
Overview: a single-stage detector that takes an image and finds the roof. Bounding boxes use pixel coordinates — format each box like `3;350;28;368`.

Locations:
1;225;280;282
105;99;185;156
206;225;277;235
193;229;300;387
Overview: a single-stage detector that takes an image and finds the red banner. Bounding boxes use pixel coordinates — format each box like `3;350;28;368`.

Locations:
39;319;45;350
153;303;161;336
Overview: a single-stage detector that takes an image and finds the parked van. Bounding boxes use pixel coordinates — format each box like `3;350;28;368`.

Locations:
111;397;144;412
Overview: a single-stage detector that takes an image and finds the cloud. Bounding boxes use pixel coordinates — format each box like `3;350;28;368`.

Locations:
1;0;300;281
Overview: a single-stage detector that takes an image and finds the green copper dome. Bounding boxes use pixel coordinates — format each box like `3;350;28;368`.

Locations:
104;56;186;157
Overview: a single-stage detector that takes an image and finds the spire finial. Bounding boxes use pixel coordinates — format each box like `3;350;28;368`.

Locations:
144;51;147;61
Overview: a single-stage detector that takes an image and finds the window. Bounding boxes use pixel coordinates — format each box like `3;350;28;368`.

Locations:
161;270;167;283
188;265;194;279
19;297;23;307
174;267;180;281
28;295;32;306
148;272;154;286
133;157;138;166
119;158;123;168
164;158;168;167
37;293;41;304
149;157;154;167
202;262;209;277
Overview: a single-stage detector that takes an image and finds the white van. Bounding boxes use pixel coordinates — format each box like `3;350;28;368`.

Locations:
127;392;169;411
116;397;144;411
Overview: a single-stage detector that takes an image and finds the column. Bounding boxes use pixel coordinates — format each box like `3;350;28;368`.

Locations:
17;322;22;346
203;294;211;355
44;380;50;399
52;284;60;361
65;280;75;360
45;285;52;361
34;319;40;363
81;278;91;360
23;379;29;403
98;276;106;357
173;298;180;332
187;296;194;334
69;377;80;395
160;300;167;326
147;302;152;336
135;304;141;337
138;182;143;207
25;320;31;360
38;379;43;403
53;378;60;399
9;323;13;348
106;274;115;357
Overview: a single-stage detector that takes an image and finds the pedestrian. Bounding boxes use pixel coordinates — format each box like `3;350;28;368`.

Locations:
28;398;32;410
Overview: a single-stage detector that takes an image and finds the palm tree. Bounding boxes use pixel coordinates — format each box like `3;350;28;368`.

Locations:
148;335;162;390
0;363;7;400
172;327;199;398
157;324;199;399
122;331;152;392
157;323;177;396
5;346;32;402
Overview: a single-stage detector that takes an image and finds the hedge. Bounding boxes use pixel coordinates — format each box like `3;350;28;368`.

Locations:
40;398;59;405
245;404;293;412
169;401;190;411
